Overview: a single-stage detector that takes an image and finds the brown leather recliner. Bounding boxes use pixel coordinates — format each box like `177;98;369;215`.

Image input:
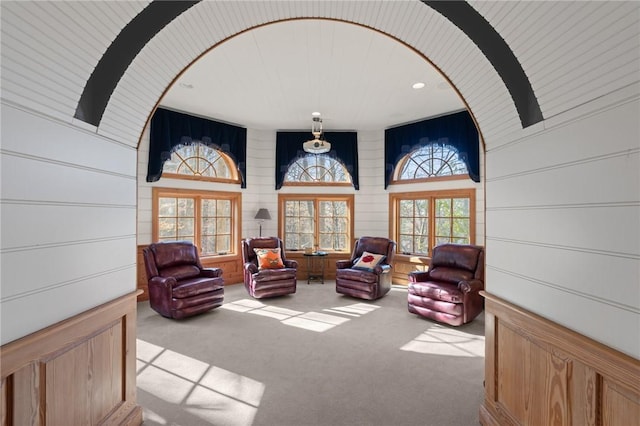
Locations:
336;236;396;300
143;241;224;319
408;243;484;326
242;237;298;298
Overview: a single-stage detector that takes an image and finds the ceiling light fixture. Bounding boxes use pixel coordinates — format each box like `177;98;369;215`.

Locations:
303;114;331;154
412;82;425;89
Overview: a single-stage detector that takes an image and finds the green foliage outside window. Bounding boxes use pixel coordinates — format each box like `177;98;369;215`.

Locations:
394;192;473;256
282;197;351;252
157;195;232;256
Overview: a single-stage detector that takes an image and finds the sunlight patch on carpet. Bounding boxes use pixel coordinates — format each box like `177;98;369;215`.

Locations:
136;338;265;425
400;325;485;357
220;298;266;312
302;311;351;325
249;305;304;320
326;303;380;315
322;308;360;317
219;299;381;333
281;316;335;332
282;311;351;332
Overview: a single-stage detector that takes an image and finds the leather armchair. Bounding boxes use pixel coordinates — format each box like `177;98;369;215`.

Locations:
336;236;396;300
408;243;484;326
143;241;224;319
242;237;298;298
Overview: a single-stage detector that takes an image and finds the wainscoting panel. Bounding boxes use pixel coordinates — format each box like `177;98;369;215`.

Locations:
287;253;340;282
391;254;430;285
0;292;142;426
480;292;640;426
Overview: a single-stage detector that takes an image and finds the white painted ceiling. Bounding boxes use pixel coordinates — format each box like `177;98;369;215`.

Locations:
159;19;465;132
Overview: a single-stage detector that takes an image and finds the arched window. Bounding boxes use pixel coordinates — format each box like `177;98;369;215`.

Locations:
395;144;468;182
284;154;352;185
162;143;239;183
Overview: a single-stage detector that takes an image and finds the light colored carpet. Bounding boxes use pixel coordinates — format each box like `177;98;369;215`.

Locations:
136;281;485;426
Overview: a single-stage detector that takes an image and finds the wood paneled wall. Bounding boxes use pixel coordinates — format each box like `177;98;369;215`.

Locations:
480;292;640;426
391;254;430;285
0;292;142;426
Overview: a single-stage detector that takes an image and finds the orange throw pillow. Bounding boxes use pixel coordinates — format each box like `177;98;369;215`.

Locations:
254;248;285;269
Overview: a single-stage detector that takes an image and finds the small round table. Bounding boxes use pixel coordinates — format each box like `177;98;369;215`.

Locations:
303;251;328;284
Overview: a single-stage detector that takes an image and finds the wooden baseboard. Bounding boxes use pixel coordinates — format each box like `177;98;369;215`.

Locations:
480;291;640;426
1;292;142;426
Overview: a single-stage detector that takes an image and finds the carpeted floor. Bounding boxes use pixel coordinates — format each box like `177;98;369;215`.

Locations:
136;281;485;426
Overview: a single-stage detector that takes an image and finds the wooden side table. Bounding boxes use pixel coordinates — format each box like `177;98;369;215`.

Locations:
304;251;328;284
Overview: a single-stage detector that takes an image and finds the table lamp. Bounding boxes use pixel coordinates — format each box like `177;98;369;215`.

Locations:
254;208;271;237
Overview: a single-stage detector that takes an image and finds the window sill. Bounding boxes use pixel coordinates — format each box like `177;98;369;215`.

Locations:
201;253;239;262
394;253;430;264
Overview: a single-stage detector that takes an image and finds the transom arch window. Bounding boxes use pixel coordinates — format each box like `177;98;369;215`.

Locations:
162;142;240;183
394;144;468;182
284;154;352;186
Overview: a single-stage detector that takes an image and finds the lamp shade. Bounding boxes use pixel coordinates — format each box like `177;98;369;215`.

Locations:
254;208;271;220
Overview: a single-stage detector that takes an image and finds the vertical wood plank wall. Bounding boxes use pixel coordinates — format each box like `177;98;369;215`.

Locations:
0;292;142;426
480;292;640;426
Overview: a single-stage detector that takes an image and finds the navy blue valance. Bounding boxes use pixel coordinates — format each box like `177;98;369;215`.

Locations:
384;110;480;188
275;131;359;190
147;107;247;187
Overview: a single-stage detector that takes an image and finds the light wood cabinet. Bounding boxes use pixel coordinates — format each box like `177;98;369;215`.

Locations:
481;292;640;426
1;292;142;426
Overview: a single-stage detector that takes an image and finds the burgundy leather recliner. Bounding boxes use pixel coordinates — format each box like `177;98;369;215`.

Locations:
143;241;224;319
336;236;396;300
408;243;484;326
242;237;298;298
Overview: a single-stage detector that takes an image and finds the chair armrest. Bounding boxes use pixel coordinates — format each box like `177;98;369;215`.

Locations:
336;259;352;269
284;259;298;269
408;270;431;283
244;262;258;274
373;264;392;274
148;276;176;289
458;279;483;293
200;268;223;278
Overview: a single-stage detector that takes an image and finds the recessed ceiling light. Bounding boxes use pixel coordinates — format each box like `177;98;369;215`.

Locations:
412;82;425;89
179;82;194;89
311;111;321;117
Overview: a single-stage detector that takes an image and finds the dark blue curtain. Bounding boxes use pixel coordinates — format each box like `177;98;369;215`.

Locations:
384;110;480;188
275;132;359;190
147;107;247;187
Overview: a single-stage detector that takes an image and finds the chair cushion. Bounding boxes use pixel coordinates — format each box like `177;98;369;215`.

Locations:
408;281;463;304
335;268;378;284
254;248;285;269
253;268;296;282
172;277;224;298
153;242;199;268
428;267;474;284
431;244;480;272
160;265;201;280
352;251;385;271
